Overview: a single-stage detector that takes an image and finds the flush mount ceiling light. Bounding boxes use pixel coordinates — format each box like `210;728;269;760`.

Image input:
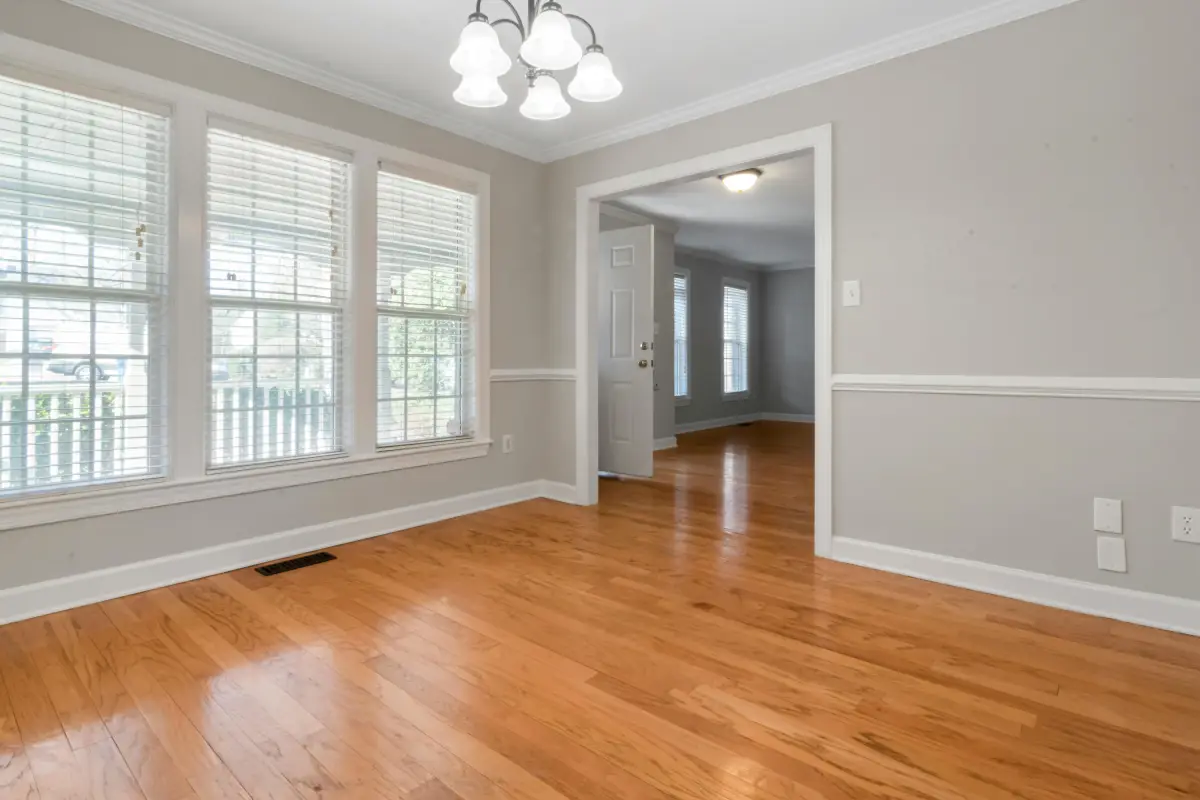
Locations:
720;169;763;193
450;1;622;120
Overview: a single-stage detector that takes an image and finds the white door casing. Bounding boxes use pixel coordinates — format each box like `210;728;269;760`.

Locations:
597;225;655;477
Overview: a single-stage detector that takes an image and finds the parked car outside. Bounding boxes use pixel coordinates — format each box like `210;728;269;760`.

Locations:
46;357;121;381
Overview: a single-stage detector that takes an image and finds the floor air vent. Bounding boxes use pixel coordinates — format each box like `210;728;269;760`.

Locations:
255;551;337;576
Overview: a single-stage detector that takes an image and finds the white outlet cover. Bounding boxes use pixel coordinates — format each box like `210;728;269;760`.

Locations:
1097;536;1127;573
842;280;861;307
1093;497;1123;535
1172;506;1200;544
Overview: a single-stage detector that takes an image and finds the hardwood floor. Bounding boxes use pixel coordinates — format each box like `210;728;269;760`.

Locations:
3;420;1199;799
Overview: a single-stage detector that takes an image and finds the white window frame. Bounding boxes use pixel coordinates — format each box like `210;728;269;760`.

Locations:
721;277;751;402
0;38;491;531
672;268;690;406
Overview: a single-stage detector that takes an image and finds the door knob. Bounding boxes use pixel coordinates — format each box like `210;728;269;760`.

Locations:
638;360;648;368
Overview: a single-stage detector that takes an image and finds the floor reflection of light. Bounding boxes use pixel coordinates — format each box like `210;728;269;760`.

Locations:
721;449;748;534
673;473;690;563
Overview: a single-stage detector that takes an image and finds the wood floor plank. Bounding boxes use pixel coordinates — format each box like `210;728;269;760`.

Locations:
2;422;1197;800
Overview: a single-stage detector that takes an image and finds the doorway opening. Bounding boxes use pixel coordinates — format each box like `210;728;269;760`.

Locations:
574;126;833;556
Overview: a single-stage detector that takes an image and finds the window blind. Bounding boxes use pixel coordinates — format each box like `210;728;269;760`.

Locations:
206;128;348;468
0;73;168;497
673;272;688;398
376;169;475;448
722;283;749;395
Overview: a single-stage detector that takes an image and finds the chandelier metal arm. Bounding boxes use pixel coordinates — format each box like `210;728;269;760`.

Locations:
474;0;528;37
563;13;599;47
489;15;527;41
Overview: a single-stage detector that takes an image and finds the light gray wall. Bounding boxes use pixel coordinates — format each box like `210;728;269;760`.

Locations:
760;269;815;417
599;210;676;441
673;252;761;428
0;0;549;590
544;0;1200;601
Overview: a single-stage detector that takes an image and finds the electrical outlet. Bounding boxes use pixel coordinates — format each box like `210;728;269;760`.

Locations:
1093;498;1123;534
501;434;514;454
1172;506;1200;544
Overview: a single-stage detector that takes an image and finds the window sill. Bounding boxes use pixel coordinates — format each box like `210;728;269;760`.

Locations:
0;438;491;532
674;397;691;407
722;392;751;402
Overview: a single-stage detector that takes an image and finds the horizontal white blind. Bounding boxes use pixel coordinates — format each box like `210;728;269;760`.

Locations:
207;128;347;468
722;284;749;395
673;273;688;398
0;73;168;497
377;170;475;447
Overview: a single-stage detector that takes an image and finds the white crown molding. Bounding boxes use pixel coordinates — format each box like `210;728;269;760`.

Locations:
833;374;1200;403
757;263;815;273
57;0;544;162
541;0;1082;161
61;0;1077;165
831;537;1200;637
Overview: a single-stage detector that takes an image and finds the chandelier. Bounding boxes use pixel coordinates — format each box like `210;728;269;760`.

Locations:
450;1;622;121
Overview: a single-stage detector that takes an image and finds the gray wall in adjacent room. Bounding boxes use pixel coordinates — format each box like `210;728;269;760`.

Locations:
760;269;815;417
544;0;1200;601
673;252;761;429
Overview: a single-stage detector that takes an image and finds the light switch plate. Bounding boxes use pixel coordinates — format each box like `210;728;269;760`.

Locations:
842;280;861;307
1097;536;1127;573
1093;498;1123;534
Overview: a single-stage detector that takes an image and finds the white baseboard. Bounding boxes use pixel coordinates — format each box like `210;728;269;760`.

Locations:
759;412;815;423
675;414;761;435
831;537;1200;637
675;412;813;434
0;481;559;626
653;437;678;451
536;480;580;505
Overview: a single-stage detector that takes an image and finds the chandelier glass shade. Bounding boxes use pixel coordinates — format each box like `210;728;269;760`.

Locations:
519;73;571;120
453;74;508;108
450;1;621;120
520;5;583;71
450;19;513;77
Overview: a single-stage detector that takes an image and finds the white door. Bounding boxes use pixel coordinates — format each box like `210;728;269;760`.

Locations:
598;225;655;478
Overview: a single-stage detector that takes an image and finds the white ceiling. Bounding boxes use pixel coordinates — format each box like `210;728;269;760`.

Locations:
615;154;814;269
62;0;1076;162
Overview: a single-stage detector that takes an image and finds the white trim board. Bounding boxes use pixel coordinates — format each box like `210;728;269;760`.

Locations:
833;374;1200;402
59;0;1078;163
676;415;761;435
490;368;577;383
760;412;816;423
653;437;678;451
831;538;1200;638
675;413;813;435
0;479;575;625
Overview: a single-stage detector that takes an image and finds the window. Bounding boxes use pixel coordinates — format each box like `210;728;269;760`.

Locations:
673;271;689;399
0;74;169;497
722;282;749;397
206;128;348;468
376;169;476;448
